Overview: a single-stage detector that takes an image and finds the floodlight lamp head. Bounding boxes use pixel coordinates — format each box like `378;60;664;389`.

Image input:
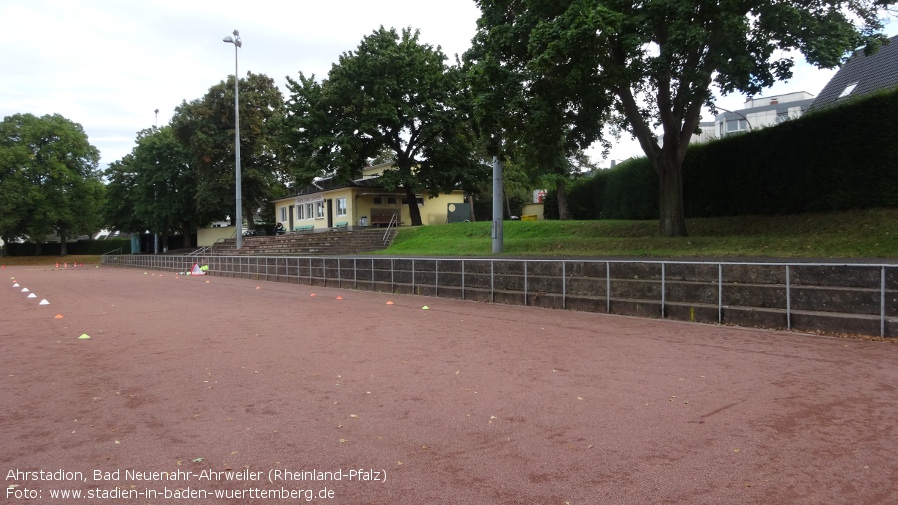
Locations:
223;36;234;43
233;29;239;36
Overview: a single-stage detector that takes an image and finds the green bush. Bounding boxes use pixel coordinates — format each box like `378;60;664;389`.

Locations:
555;88;898;220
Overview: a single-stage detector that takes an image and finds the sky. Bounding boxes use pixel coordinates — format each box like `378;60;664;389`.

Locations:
2;0;895;171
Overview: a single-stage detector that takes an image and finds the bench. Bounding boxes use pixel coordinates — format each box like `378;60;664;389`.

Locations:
294;225;314;232
370;208;400;226
333;221;349;230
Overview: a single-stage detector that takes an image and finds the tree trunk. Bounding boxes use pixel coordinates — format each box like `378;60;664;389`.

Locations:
556;179;569;220
60;229;68;256
467;194;476;222
657;152;688;237
405;186;423;226
182;223;192;249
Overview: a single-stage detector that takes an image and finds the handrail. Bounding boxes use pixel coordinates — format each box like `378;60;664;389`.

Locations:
383;213;397;244
188;246;210;256
101;247;123;256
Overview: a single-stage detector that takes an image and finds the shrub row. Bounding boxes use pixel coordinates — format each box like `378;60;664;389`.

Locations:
554;88;898;220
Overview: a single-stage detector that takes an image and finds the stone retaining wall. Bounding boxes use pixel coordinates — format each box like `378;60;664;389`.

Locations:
102;255;897;338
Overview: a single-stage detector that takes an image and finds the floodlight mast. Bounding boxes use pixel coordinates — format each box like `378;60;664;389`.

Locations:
223;30;243;249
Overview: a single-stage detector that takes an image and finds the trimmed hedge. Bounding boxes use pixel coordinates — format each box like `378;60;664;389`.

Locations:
5;239;130;256
556;88;898;220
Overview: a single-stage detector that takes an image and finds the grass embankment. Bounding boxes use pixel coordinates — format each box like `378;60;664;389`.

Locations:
382;208;898;258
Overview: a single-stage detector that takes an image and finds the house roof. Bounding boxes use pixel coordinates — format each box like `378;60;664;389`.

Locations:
809;36;898;110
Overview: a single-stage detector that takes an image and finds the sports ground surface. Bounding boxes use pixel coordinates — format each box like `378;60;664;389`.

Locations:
2;265;897;504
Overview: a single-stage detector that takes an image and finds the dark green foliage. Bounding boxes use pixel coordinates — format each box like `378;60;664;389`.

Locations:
559;89;898;220
6;238;129;256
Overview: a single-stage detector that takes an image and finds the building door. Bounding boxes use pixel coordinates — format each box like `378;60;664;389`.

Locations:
288;205;295;230
326;199;333;228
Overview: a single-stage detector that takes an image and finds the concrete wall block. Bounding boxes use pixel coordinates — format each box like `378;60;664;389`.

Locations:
665;303;720;324
392;270;413;284
464;274;492;290
436;286;464;300
494;290;526;306
611;279;662;301
791;286;881;315
791;311;884;337
565;261;608;279
528;292;563;309
722;306;787;330
464;261;494;275
665;263;719;282
566;277;604;296
791;265;881;288
527;261;563;276
566;295;606;313
723;284;786;309
372;259;393;271
415;272;437;287
413;285;437;297
372;269;393;283
527;276;564;294
609;299;662;318
436;272;463;288
436;260;464;275
464;288;493;303
609;262;662;280
495;274;526;292
666;281;718;305
393;258;414;271
724;264;785;285
412;260;437;273
887;267;898;290
493;261;526;276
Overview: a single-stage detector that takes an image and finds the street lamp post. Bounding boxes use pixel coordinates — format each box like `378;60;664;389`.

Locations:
223;30;243;249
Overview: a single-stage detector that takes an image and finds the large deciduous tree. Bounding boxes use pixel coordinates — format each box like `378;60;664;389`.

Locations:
282;26;485;226
0;113;103;255
473;0;894;236
104;126;197;250
172;72;285;231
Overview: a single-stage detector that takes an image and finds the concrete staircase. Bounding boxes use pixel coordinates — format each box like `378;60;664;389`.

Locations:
209;228;397;256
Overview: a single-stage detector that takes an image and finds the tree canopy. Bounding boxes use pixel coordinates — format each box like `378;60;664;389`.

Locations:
282;26;486;226
0;113;103;254
472;0;895;235
172;71;286;230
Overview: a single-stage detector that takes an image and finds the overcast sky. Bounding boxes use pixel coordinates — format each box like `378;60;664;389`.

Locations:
2;1;894;171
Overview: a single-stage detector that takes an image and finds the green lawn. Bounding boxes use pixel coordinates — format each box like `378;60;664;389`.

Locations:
379;207;898;258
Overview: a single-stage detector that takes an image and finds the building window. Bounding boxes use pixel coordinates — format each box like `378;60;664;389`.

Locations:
336;197;347;217
838;82;858;99
315;201;324;219
387;197;397;205
280;207;287;221
402;197;424;206
726;119;747;133
776;111;789;124
373;196;383;205
306;203;313;220
297;205;304;220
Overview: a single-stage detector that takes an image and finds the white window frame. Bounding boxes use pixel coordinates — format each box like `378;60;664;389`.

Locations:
280;207;287;221
315;201;325;219
336;197;347;217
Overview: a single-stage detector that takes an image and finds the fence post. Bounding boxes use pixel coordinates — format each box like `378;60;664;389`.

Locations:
786;265;792;331
562;261;567;310
490;260;495;303
718;263;723;324
661;262;666;319
524;261;528;307
462;260;466;301
881;266;886;338
606;261;611;313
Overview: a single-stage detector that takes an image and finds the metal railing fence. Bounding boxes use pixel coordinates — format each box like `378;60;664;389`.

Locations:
102;254;896;338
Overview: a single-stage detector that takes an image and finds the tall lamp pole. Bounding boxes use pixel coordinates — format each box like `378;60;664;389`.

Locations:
223;29;243;249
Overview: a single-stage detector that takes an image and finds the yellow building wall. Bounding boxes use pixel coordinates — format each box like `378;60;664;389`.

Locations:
521;203;545;220
198;226;237;246
274;189;465;229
